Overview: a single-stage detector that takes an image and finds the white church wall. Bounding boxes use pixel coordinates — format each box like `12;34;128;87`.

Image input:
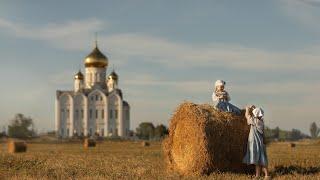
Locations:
59;93;72;138
88;89;107;136
73;94;86;136
123;105;130;136
108;93;122;136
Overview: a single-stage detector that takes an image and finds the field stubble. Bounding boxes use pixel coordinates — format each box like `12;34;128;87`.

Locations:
0;139;319;179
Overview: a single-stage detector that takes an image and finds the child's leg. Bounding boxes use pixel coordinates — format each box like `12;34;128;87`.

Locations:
255;165;261;177
262;166;269;177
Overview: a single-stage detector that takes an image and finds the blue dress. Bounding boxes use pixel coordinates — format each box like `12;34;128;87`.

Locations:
212;91;241;115
242;116;268;166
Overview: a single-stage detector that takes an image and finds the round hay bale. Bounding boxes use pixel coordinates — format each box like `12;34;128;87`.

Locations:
142;141;150;147
290;143;296;148
163;102;253;175
8;140;27;153
83;138;96;148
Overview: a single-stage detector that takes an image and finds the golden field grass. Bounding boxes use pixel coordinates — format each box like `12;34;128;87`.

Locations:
0;139;319;180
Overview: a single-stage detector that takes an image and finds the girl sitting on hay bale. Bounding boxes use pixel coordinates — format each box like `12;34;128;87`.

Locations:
212;80;241;115
243;105;270;179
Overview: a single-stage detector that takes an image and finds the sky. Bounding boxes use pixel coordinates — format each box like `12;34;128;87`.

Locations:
0;0;320;134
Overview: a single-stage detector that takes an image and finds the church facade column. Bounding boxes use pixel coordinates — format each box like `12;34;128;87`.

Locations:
83;96;88;136
118;96;124;137
55;94;61;137
104;96;108;137
69;96;74;137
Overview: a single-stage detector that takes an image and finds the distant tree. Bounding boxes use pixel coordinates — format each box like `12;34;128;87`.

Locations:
136;122;155;140
154;124;168;139
0;126;6;137
290;129;302;141
273;126;280;139
8;113;35;139
310;122;319;139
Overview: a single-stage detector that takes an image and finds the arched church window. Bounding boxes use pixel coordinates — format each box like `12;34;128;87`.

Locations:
96;95;98;101
75;110;79;119
67;109;70;119
89;109;92;119
109;110;113;118
81;109;84;119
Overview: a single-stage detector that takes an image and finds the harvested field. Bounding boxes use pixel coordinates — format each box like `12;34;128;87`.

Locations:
0;140;319;179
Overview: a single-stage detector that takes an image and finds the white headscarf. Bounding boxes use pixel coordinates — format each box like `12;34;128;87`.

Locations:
215;80;226;87
252;107;264;118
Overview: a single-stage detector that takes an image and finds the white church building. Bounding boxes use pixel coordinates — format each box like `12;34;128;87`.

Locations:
55;42;130;138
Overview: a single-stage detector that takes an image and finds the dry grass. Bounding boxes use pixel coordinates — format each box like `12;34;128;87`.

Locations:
0;140;319;179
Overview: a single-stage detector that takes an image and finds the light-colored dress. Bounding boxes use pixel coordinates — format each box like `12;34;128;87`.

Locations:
242;113;268;166
212;91;241;115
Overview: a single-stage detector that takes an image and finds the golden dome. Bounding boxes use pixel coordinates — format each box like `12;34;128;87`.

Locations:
74;70;84;80
84;46;108;68
108;70;118;81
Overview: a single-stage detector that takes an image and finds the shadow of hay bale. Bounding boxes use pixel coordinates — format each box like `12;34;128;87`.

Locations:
273;165;320;175
163;102;254;175
7;139;27;153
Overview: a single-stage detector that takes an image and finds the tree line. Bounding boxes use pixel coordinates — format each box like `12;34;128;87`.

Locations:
1;113;319;140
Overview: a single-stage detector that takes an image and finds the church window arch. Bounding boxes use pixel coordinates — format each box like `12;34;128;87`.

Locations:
81;109;84;119
66;109;70;119
109;110;113;118
75;109;79;119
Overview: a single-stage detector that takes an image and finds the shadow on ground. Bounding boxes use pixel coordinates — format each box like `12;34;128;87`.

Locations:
273;165;320;175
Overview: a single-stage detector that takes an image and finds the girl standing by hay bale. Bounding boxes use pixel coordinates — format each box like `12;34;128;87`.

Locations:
243;106;270;179
212;80;241;115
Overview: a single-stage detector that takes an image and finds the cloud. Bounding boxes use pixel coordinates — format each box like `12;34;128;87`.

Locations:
279;0;320;31
1;17;320;134
0;18;105;50
296;0;320;7
1;18;320;72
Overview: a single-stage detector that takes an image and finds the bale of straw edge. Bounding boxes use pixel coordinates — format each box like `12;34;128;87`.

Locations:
8;140;27;153
163;102;253;175
83;138;96;148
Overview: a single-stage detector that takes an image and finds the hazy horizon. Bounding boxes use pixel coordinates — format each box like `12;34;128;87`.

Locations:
1;0;320;134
